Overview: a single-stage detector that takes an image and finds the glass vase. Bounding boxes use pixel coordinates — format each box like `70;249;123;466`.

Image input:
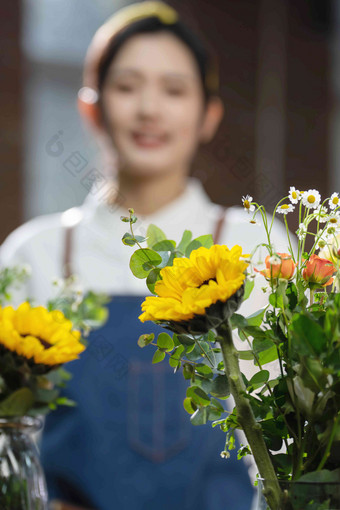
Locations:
0;416;48;510
256;479;340;510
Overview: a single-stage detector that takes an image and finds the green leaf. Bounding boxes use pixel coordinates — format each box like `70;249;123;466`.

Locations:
177;334;195;346
230;313;248;330
146;268;162;294
187;386;211;406
0;388;34;417
129;249;162;279
191;407;209;425
257;345;278;365
243;279;255;301
152;349;166;364
290;313;326;356
183;397;196;414
183;363;194;380
138;333;154;348
157;332;174;352
210;397;225;413
247;308;266;327
195;364;213;376
55;397;76;407
34;387;59;404
185;240;202;257
238;350;254;360
177;230;192;254
211;375;230;398
146;224;167;248
122;233;136;246
169;345;184;368
194;235;214;249
152;240;176;252
247;370;269;390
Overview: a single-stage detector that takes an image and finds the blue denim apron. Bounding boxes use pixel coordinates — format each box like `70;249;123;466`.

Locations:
40;211;255;509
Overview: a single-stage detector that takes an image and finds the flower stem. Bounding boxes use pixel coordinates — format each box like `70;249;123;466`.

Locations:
217;320;281;510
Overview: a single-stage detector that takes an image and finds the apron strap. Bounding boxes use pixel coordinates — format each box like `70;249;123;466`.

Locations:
213;207;227;244
62;207;227;277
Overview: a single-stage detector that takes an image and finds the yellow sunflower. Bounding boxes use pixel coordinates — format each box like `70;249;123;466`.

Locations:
0;302;85;365
139;244;248;323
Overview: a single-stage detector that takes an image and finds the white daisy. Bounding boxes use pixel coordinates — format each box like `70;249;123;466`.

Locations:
268;254;281;265
314;205;328;223
327;213;340;228
277;204;295;215
296;223;307;240
288;186;301;204
329;192;340;210
301;189;321;209
242;195;255;213
246;217;261;227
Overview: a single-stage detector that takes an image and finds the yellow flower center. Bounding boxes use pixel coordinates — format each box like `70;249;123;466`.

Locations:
330;218;337;224
307;195;315;204
332;197;339;205
281;204;289;209
292;191;297;199
250;220;256;224
244;200;250;209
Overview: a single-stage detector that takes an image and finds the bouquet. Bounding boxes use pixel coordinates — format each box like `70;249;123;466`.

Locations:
122;188;340;510
0;271;109;417
0;267;109;509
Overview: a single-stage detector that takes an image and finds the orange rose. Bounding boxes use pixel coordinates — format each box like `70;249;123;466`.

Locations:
302;254;335;287
255;253;296;280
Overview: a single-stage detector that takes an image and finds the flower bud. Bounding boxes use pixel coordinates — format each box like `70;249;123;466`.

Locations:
302;254;335;288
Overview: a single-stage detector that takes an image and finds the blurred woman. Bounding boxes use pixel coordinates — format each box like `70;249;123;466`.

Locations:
0;2;288;509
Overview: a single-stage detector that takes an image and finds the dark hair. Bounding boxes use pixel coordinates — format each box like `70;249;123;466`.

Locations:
97;16;218;103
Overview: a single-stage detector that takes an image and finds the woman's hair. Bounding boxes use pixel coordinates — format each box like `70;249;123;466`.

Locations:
97;16;218;103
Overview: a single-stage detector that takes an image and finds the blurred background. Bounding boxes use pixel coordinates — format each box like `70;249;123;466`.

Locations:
0;0;335;243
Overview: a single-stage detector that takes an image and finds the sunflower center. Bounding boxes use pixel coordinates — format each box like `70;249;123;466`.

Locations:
307;195;315;204
199;277;217;288
22;334;52;350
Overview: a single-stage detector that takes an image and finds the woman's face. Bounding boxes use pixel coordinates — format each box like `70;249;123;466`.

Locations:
100;31;206;178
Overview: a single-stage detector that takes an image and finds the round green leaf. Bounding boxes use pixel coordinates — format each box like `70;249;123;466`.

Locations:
183;397;196;415
157;333;174;352
129;249;162;279
152;349;166;364
190;407;209;425
187;386;211;406
211;375;230;398
146;224;167;248
138;333;154;348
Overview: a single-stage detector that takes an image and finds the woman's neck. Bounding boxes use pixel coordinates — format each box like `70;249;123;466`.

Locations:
116;171;188;216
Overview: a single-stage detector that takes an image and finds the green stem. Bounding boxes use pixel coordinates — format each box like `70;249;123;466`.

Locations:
217;320;281;510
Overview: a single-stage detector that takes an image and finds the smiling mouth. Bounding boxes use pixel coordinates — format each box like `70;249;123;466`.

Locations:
132;132;168;148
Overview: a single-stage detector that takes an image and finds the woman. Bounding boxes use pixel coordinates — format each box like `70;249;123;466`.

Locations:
0;3;288;509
